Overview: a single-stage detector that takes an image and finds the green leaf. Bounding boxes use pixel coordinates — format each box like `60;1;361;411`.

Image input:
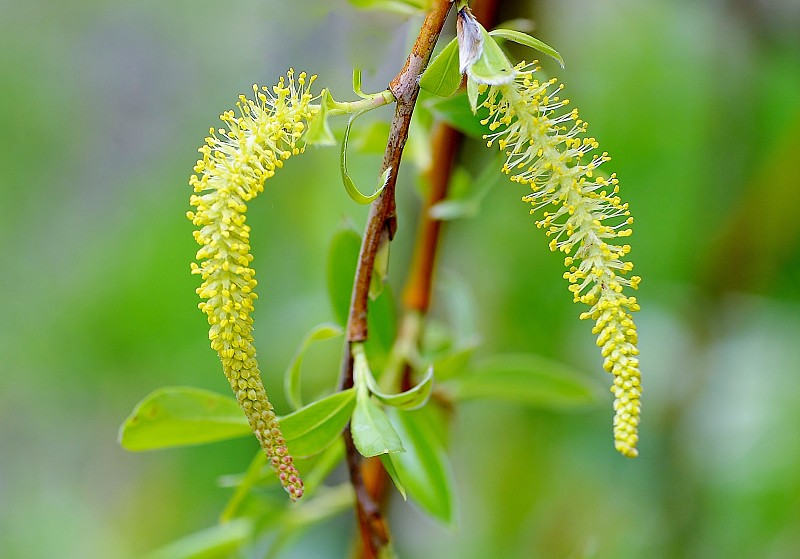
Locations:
452;354;599;409
429;153;504;220
327;224;362;326
348;0;432;16
341;110;390;205
369;233;390;300
367;282;397;359
325;224;396;358
352;69;368;99
352;119;391;154
468;28;515;85
428;342;479;381
424;91;492;138
143;519;252;559
281;389;357;458
466;73;480;113
351;394;404;457
118;387;249;451
285;322;344;410
366;365;433;410
379;454;407;499
386;408;456;525
489;28;565;68
305;89;337;146
419;37;462;97
220;451;268;522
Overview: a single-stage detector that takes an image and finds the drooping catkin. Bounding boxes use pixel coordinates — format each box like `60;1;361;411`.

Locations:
478;63;642;457
187;70;318;498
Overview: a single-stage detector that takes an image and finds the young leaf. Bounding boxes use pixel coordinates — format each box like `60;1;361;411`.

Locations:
325;225;397;358
305;89;337;146
220;451;268;523
451;354;600;409
348;0;431;16
428;154;505;221
352;119;391;154
352;69;368;99
466;73;480;113
351;395;404;457
386;408;457;525
468;27;515;85
369;228;391;300
281;389;357;458
489;28;565;68
418;37;462;97
285;322;344;410
428;342;479;381
365;365;434;410
367;282;397;359
327;224;362;326
341;110;389;204
118;387;250;451
379;454;407;500
424;91;492;138
143;518;252;559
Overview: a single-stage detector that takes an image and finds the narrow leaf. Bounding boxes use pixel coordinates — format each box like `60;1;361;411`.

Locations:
452;354;599;409
466;74;480;113
220;451;268;522
348;0;431;16
428;153;504;220
366;365;434;410
352;69;368;99
468;28;515;85
327;224;362;326
419;37;462;97
369;230;391;300
341;111;388;204
305;89;337;146
281;389;357;458
325;224;397;357
352;119;392;154
285;322;344;410
351;395;404;457
489;28;565;68
424;91;492;138
118;387;250;451
428;342;479;381
143;519;252;559
386;408;456;525
379;454;407;500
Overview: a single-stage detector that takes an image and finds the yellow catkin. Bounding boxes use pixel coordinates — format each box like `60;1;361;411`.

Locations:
187;70;318;498
478;63;642;457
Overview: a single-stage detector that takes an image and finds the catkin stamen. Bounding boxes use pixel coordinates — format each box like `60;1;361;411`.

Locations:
478;63;642;457
188;70;319;498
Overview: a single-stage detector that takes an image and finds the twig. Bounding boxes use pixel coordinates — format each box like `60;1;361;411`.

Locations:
337;2;453;557
402;124;462;312
360;0;501;515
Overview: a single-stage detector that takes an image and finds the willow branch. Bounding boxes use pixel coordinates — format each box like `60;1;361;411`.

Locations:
402;124;462;312
337;2;454;558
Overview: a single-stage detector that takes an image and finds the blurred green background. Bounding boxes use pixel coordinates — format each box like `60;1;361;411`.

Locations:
1;0;799;557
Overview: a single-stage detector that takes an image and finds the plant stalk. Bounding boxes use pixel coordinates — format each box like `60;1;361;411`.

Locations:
337;1;454;557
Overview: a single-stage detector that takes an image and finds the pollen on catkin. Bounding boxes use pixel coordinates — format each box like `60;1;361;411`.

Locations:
186;70;318;499
477;62;642;458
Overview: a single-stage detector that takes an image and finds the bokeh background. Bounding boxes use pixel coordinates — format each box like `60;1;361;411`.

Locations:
1;0;799;557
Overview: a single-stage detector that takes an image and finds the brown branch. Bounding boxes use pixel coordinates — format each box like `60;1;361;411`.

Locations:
404;0;500;313
359;0;501;527
337;2;454;558
344;0;453;344
402;124;462;312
